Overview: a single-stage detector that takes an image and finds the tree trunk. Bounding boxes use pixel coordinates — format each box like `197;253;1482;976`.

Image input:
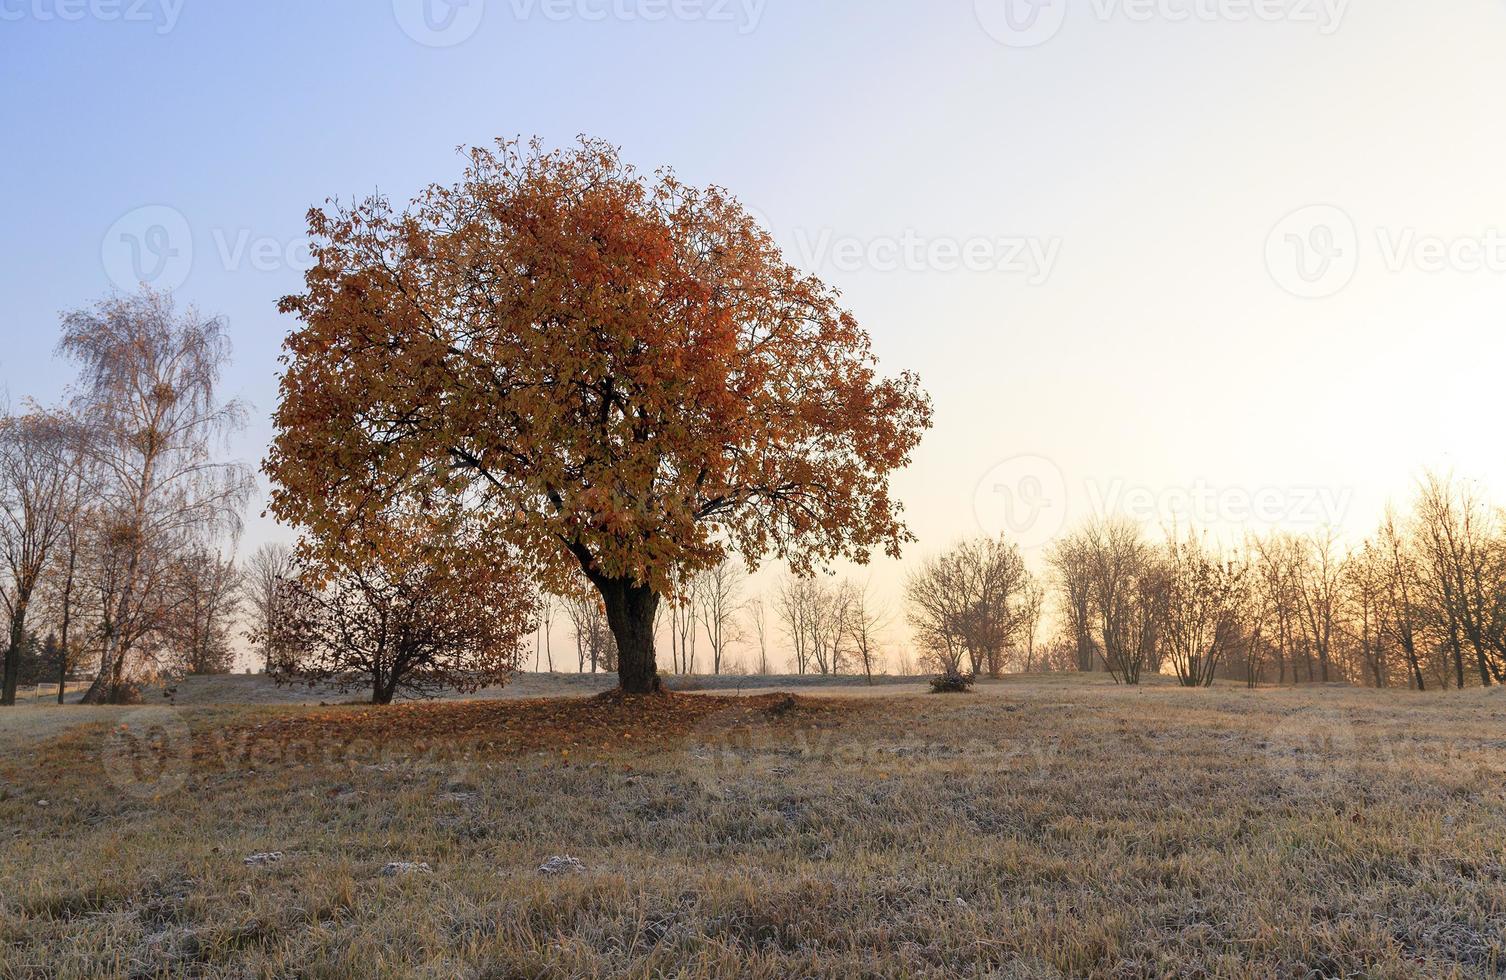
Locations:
57;559;74;704
82;633;125;705
596;576;662;694
2;600;28;706
1391;627;1417;691
1474;643;1493;688
83;567;141;705
81;642;131;706
56;638;68;704
81;635;112;705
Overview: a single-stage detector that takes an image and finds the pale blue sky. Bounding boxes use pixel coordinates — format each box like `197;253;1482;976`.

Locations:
5;1;1506;663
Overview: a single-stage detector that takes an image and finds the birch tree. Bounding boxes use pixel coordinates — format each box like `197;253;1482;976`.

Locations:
60;290;253;703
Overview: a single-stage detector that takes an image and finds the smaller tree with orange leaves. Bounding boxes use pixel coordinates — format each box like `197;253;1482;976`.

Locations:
264;516;535;705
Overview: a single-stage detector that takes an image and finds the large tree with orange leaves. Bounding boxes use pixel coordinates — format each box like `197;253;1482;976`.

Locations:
267;138;932;694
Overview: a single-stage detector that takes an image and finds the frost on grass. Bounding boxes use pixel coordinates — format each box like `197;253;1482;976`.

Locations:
537;856;588;877
2;680;1503;977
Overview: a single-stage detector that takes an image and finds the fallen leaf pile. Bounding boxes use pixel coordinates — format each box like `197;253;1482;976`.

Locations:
193;692;861;765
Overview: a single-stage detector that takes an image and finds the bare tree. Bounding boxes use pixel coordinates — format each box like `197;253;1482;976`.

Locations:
1235;564;1270;689
534;594;556;673
168;544;242;675
565;585;616;674
668;568;703;675
44;519;87;701
60;291;253;703
1346;540;1391;689
0;409;77;705
745;596;771;674
772;575;854;676
1161;530;1246;688
242;542;295;674
1293;528;1345;684
777;575;818;675
1047;521;1162;683
1047;531;1100;672
1373;509;1428;690
697;558;745;675
1034;633;1081;673
952;536;1032;677
1081;518;1165;686
809;580;850;675
1251;534;1303;684
41;429;95;702
1413;473;1503;688
1018;576;1045;673
905;553;970;675
843;579;889;683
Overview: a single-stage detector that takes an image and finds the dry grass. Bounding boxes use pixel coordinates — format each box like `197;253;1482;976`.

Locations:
1;678;1504;978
